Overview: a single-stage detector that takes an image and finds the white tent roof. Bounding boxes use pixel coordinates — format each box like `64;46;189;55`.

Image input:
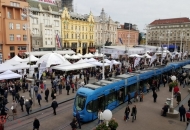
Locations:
129;54;143;58
82;54;94;58
74;59;86;64
63;54;71;59
12;63;38;70
88;53;94;57
0;70;22;80
183;64;190;69
68;54;81;59
5;55;25;65
76;53;83;57
0;64;14;72
142;53;152;58
89;61;110;66
25;50;75;56
12;55;25;62
23;54;39;62
94;53;104;57
111;60;120;64
4;60;21;65
104;59;111;64
36;53;70;67
88;58;97;62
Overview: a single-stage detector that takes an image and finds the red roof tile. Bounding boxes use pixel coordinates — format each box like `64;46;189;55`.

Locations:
150;17;190;25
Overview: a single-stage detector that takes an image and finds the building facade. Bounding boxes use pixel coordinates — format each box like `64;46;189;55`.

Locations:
61;7;95;54
147;17;190;52
93;8;117;48
28;0;61;51
0;0;29;61
116;24;139;48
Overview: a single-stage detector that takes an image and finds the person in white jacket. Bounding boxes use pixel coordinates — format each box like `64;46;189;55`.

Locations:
97;109;103;125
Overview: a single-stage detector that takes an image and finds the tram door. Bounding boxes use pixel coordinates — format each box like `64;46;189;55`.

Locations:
117;87;125;104
97;95;105;111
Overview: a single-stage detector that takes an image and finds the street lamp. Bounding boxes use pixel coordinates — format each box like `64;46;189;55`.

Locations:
170;75;176;113
102;109;112;126
180;30;184;53
167;30;171;51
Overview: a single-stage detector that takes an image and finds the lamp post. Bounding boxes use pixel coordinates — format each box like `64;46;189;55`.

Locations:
167;30;170;51
170;75;176;112
180;30;184;53
102;109;112;127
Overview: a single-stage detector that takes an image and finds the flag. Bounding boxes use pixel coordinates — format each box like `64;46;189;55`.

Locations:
150;54;157;65
56;34;62;48
134;57;141;67
118;38;123;44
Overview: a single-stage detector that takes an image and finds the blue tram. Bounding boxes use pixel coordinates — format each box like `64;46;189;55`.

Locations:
73;60;190;122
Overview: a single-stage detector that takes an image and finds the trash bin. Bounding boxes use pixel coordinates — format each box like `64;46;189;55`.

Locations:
166;98;171;106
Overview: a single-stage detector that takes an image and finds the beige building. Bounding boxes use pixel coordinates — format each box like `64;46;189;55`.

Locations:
147;17;190;52
0;0;29;61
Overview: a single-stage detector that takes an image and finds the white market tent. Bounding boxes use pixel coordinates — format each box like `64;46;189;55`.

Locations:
63;54;71;59
4;60;21;65
142;53;152;58
129;54;143;58
25;50;75;56
0;64;14;72
67;54;81;59
89;61;110;66
88;53;94;57
4;55;26;65
76;53;83;57
104;59;111;64
12;63;38;70
36;53;70;67
88;58;97;62
112;60;120;64
11;55;25;62
52;59;95;71
0;70;22;80
23;54;39;62
82;54;94;58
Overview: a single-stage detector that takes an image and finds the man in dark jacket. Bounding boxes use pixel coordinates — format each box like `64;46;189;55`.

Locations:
33;118;40;130
19;96;24;112
153;92;157;103
51;99;58;115
66;83;70;95
45;88;49;102
37;93;42;106
25;99;31;115
127;93;132;104
179;104;186;122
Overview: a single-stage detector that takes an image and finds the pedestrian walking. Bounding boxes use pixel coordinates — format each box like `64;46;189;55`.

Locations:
131;105;137;122
124;105;130;122
70;117;78;130
97;109;103;124
139;92;143;102
25;99;31;115
58;82;62;95
153;91;157;103
188;98;190;108
19;96;24;112
29;98;33;112
34;85;38;97
66;82;70;95
161;103;169;117
76;111;81;129
33;118;40;130
51;99;58;115
134;91;138;102
179;104;186;122
11;100;17;114
176;92;181;105
45;88;49;102
37;93;42;106
127;93;132;104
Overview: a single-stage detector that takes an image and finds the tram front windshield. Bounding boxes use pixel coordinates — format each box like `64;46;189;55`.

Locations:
75;94;86;111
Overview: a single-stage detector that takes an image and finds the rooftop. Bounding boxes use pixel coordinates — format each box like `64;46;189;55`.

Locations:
150;17;190;25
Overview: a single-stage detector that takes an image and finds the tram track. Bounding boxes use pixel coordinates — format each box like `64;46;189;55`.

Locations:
5;99;74;130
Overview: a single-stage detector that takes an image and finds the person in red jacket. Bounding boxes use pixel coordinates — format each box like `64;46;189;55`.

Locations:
174;86;179;98
40;82;44;93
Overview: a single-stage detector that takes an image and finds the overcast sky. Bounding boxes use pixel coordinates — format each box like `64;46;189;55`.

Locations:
74;0;190;32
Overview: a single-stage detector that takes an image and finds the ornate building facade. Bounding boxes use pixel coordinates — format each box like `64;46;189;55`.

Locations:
147;17;190;52
93;8;117;48
28;0;61;51
61;7;95;54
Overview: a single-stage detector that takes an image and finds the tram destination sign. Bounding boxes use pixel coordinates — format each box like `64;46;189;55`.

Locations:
36;0;56;4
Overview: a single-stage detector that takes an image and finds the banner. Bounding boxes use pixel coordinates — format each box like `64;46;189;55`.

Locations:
134;57;141;67
150;54;157;65
39;62;47;80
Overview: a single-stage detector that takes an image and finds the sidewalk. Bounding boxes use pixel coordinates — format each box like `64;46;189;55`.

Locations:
5;77;96;118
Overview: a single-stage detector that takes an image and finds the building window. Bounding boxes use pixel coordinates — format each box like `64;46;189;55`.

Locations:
9;34;14;41
51;42;52;45
7;12;11;19
72;34;73;39
10;46;15;51
23;35;27;41
45;41;47;45
16;35;21;41
10;2;20;7
54;20;59;27
18;46;26;50
9;23;13;29
86;35;87;39
23;24;27;30
33;18;38;24
16;24;20;29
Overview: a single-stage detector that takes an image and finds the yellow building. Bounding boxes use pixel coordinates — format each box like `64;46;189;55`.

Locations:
61;8;95;54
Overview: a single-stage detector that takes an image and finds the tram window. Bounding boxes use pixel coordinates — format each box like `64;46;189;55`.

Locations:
106;92;116;105
86;101;93;112
75;94;86;111
127;83;137;93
